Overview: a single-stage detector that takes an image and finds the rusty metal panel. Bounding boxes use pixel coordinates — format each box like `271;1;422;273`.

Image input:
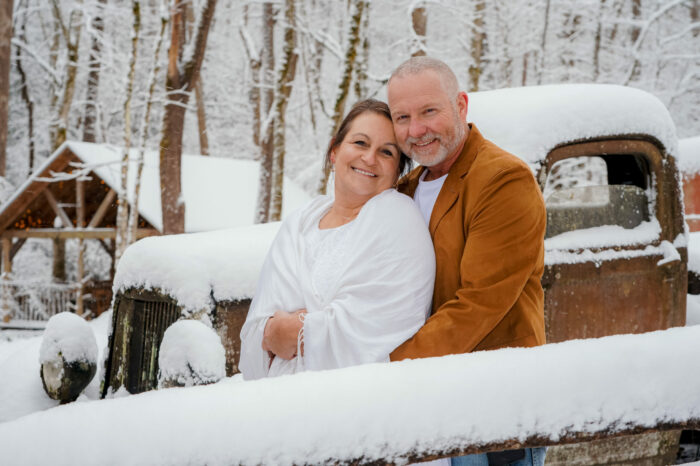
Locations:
213;299;252;376
543;251;687;343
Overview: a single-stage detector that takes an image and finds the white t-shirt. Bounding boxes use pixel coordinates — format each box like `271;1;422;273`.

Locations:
413;170;448;225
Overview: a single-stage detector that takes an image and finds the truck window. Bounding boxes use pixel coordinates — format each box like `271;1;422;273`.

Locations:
544;155;650;238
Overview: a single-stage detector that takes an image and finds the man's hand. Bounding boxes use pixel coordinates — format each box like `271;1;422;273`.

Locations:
262;310;307;360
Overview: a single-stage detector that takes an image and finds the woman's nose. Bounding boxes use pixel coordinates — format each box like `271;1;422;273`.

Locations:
361;149;378;165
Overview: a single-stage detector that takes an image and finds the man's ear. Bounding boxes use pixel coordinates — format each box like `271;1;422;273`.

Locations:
457;91;469;120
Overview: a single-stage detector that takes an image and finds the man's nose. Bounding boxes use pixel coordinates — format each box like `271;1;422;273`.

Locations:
408;119;426;138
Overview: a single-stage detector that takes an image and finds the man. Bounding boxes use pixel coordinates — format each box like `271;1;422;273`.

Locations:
387;57;547;466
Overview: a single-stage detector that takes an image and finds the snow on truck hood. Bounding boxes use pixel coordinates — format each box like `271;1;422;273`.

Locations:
114;222;282;311
468;84;678;170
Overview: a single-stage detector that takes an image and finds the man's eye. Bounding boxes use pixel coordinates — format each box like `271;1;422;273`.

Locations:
395;115;408;122
425;108;436;114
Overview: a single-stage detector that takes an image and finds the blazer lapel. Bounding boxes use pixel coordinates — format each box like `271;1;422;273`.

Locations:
428;124;483;236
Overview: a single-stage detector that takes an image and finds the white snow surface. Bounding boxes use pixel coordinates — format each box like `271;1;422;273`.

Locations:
0;141;311;233
114;222;281;307
39;312;98;365
158;320;226;388
688;232;700;274
0;325;698;465
469;84;678;170
0;311;111;423
678;136;700;176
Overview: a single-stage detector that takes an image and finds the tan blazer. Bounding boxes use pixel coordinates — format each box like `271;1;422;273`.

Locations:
391;124;546;360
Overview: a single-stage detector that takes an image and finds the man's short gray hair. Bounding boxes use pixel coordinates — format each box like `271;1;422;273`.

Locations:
389;56;460;100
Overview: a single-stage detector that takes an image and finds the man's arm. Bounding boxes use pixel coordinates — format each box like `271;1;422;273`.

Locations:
391;164;546;360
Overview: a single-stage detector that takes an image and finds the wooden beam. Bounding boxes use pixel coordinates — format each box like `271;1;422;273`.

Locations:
76;179;85;315
76;180;85;228
88;188;116;228
9;238;27;261
43;189;73;228
2;238;10;275
97;238;114;255
1;228;159;239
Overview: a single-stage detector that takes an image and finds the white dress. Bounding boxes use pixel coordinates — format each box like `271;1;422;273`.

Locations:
239;189;435;378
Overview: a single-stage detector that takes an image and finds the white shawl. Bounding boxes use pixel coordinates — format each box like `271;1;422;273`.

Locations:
239;189;436;380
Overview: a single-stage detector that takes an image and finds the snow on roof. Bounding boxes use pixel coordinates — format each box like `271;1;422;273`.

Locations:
0;141;311;233
678;136;700;176
0;325;698;465
114;222;281;307
468;84;678;169
67;141;311;232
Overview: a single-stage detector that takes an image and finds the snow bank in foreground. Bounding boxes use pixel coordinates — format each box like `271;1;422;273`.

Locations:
39;313;97;365
1;325;698;465
158;320;226;388
114;223;281;311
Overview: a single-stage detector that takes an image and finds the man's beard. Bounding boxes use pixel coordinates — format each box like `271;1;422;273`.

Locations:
404;115;466;167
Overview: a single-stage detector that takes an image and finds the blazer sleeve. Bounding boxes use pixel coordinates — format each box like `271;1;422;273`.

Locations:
391;163;545;359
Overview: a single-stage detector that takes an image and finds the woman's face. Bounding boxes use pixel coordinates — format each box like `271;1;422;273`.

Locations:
331;112;401;204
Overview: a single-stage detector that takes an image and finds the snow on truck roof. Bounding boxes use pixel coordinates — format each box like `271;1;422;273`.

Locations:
468;83;678;169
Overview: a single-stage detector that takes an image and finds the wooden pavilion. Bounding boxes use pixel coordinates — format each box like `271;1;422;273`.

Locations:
0;142;157;324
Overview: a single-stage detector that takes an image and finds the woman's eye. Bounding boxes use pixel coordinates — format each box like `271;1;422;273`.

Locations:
353;140;367;146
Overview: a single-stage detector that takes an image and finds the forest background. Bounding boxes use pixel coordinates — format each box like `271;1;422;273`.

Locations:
0;0;698;287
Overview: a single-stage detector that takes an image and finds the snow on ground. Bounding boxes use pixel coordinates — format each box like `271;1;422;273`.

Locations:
0;325;698;466
0;311;111;423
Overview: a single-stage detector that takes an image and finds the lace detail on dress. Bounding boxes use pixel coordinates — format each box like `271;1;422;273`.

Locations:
305;220;353;303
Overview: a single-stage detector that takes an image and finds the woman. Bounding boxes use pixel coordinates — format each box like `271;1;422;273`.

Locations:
239;99;435;379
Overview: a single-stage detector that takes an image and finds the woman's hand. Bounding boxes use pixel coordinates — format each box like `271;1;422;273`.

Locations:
262;310;307;360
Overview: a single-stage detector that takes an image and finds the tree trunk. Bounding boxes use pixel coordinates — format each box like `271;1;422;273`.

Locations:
353;1;370;99
0;0;13;177
468;1;485;92
194;80;209;155
411;6;427;57
254;2;275;224
317;0;365;194
116;0;141;264
82;0;106;143
128;12;168;246
159;0;218;235
51;0;83;151
538;0;551;85
14;7;34;174
268;0;299;222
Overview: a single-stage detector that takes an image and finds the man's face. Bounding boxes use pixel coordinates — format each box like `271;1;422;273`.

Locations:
388;70;467;169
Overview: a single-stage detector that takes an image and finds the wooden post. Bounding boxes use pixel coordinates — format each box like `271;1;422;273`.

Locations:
2;237;11;322
76;180;85;315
